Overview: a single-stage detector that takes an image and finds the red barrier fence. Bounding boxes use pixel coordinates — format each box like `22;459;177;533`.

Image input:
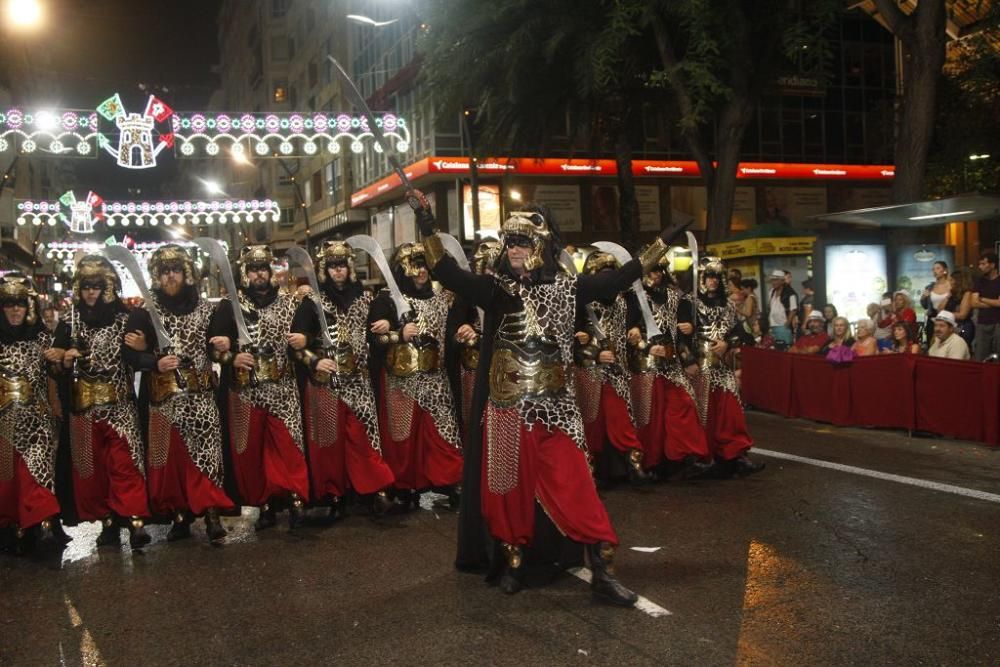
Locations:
740;348;1000;446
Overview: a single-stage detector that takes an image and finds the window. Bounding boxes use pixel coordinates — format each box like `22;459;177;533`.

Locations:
278;207;295;227
325;159;342;202
271;36;289;62
273;81;287;104
311;171;323;203
271;0;289;18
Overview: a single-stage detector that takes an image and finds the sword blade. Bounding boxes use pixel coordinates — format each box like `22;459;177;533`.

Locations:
591;241;662;338
686;231;699;335
101;245;173;350
437;233;484;323
345;234;413;321
285;246;335;349
190;238;253;347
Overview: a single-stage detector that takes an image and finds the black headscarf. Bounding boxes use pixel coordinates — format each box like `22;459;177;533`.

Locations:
321;276;363;312
152;284;200;315
0;297;44;344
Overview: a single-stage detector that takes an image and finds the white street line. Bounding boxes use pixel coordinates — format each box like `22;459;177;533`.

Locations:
755;448;1000;504
568;567;673;618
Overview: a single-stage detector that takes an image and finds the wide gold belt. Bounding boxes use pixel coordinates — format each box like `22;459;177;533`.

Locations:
0;375;34;412
151;368;216;404
234;354;290;389
72;377;122;413
460;346;480;371
628;343;675;373
489;348;566;407
386;343;439;378
309;350;359;384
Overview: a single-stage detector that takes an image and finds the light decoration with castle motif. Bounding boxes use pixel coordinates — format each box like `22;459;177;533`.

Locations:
95;93;175;169
17;195;280;229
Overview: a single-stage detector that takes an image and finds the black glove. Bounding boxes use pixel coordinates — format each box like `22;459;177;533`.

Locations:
658;219;693;247
406;189;436;236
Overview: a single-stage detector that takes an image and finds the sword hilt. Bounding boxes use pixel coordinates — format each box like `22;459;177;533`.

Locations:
161;347;187;390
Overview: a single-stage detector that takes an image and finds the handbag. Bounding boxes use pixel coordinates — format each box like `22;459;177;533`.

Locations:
825;345;855;364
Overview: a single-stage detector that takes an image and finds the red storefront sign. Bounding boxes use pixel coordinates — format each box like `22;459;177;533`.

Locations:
350;156;895;206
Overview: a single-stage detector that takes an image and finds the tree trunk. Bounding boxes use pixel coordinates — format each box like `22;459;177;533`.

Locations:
705;97;754;244
614;125;640;252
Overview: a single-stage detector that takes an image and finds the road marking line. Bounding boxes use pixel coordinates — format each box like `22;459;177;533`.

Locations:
755;448;1000;504
568;567;673;617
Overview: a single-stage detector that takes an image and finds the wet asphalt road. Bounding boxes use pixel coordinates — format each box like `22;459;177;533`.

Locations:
2;411;999;666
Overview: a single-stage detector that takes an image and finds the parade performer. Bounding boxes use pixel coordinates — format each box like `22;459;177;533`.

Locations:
415;193;688;606
121;244;233;542
288;241;394;518
214;244;310;530
367;242;463;509
59;256;150;549
572;251;650;485
447;239;501;439
626;256;713;479
0;273;63;548
691;257;764;476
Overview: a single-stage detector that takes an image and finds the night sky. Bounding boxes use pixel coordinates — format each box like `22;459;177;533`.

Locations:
6;0;224;200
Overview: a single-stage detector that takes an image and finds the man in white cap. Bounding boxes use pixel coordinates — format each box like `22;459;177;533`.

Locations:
767;269;797;346
790;310;830;355
928;311;970;360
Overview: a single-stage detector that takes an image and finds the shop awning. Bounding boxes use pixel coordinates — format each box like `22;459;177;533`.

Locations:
813;192;1000;227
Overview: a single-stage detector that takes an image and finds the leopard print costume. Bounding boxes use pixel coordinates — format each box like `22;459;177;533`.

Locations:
575;295;633;425
305;292;382;452
65;310;145;477
383;288;461;449
147;295;225;486
695;296;741;400
230;292;303;452
492;272;587;450
0;330;57;490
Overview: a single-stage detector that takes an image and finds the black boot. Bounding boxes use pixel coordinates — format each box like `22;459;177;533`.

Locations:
51;519;73;545
679;456;715;481
127;517;151;549
166;512;192;542
498;543;524;595
255;504;277;530
627;450;655;485
288;495;305;530
96;516;121;547
35;518;62;552
733;454;765;477
204;508;227;543
586;542;638;607
372;490;392;517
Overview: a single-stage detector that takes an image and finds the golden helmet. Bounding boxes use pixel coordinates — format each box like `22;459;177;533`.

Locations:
148;244;198;286
0;272;39;325
501;210;550;271
237;244;276;288
315;240;356;283
392;243;427;278
72;255;119;304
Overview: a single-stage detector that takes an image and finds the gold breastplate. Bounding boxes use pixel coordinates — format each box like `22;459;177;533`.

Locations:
386;342;440;378
488;340;566;407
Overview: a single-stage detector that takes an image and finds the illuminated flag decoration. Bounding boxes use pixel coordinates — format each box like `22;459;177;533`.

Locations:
144;95;173;123
96;94;125;121
59;191;77;207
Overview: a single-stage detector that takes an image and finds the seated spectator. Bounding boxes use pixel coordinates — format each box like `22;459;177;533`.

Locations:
791;310;830;354
752;319;775;350
851;319;878;356
928;311;971;360
884;321;920;354
874;295;894;342
892;290;917;324
822;304;838;336
821;316;854;354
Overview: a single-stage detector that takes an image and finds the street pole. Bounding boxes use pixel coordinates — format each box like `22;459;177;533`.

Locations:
275;156;311;252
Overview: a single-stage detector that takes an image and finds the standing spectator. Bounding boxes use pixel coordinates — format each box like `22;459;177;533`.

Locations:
822;304;838;336
767;269;797;346
851;319;878;356
797;279;815;333
729;268;743;283
728;276;744;308
928;311;971;360
739;279;759;329
972;251;1000;361
948;269;976;348
884;321;920;354
791;311;829;354
919;261;951;343
874;294;894;344
822;316;854;353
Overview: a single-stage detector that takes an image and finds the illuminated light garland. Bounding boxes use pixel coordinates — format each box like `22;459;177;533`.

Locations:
16;197;280;228
0;108;99;156
171;111;410;158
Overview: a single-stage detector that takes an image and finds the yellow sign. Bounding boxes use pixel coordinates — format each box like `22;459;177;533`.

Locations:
707;236;814;259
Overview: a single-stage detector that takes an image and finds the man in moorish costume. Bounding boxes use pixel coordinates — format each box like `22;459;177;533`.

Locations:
368;242;463;509
0;273;63;550
413;192;689;606
215;245;310;530
289;240;395;519
123;244;233;542
572;251;651;485
626;256;713;479
58;255;150;549
691;257;764;477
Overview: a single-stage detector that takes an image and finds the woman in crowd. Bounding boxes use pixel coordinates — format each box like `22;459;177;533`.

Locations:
884;321;920;354
739;279;759;330
821;316;854;354
752;319;775;350
892;291;917;324
822;304;838;336
948;269;976;348
851;319;878;356
920;261;951;343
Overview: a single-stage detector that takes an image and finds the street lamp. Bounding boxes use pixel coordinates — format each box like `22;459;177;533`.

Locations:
4;0;43;30
200;178;226;197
